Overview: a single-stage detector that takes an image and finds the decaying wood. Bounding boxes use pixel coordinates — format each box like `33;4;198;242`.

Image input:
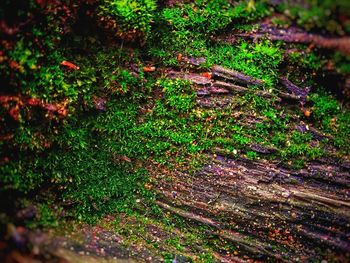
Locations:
295;124;333;141
43;64;347;262
167;71;211;85
183;56;207;66
0;18;33;35
213;81;281;101
213;80;250;93
216;230;279;259
279;77;310;104
161;68;348;262
278;91;302;101
292;190;350;208
212;65;264;86
248;143;278;154
167;67;313;106
152;151;350;260
219;25;350;55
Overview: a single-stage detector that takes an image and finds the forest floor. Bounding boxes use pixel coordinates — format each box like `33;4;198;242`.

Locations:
1;1;350;262
5;61;350;262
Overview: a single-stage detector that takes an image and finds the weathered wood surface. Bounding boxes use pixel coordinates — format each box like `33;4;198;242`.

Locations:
153;155;350;261
216;24;350;55
167;65;312;106
211;65;265;86
45;65;348;262
162;65;350;261
14;65;348;263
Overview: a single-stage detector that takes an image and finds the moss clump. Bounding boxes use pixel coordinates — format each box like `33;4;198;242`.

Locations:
205;41;283;87
98;0;157;40
148;0;271;66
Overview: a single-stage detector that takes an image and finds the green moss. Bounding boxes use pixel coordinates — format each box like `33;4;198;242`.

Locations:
148;0;271;67
310;92;341;126
280;131;325;162
309;91;350;154
205;41;283;87
161;79;196;113
98;0;157;37
246;151;258;160
288;50;324;71
34;204;59;228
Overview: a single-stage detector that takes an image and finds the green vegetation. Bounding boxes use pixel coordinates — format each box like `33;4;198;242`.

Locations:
1;0;350;260
149;0;271;66
206;41;283;86
310;91;350;152
98;0;157;39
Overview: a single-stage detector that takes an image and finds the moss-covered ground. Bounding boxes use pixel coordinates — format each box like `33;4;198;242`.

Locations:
0;0;350;262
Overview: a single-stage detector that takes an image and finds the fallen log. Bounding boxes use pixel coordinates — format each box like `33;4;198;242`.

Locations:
151;154;350;261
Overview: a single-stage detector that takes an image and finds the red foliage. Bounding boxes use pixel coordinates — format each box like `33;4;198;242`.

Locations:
8;106;20;121
60;60;80;70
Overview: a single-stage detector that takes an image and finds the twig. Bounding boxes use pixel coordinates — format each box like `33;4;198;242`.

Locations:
211;65;264;86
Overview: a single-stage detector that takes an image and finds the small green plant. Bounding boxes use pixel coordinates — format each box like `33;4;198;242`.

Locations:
310;92;340;127
246;151;258;160
161;79;196;113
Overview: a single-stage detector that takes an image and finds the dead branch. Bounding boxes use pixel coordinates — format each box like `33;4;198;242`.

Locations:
211;65;264;86
221;25;350;55
231;25;350;55
213;81;281;101
279;77;310;104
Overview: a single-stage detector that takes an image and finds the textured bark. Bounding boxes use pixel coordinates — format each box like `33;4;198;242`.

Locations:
211;65;264;86
279;77;310;104
152;156;350;261
167;65;309;104
158;65;350;261
16;65;348;263
217;25;350;55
